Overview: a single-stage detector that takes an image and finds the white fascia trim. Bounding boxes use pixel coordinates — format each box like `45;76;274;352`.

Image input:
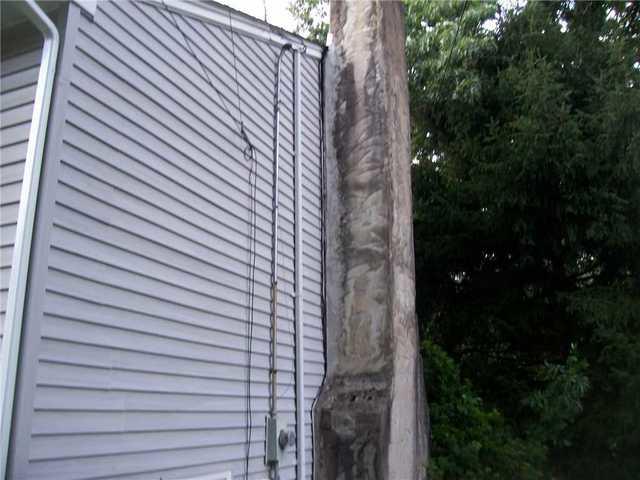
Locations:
145;0;324;59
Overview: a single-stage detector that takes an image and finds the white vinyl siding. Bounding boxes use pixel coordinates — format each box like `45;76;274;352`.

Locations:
0;45;41;359
7;1;324;479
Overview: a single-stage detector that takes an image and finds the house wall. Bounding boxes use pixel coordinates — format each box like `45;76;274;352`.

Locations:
5;1;324;479
0;28;42;362
299;48;324;480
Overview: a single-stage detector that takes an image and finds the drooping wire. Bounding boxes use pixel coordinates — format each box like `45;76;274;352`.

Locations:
162;2;243;133
226;14;260;480
161;3;259;478
228;12;244;125
243;141;258;480
223;11;260;480
441;0;469;84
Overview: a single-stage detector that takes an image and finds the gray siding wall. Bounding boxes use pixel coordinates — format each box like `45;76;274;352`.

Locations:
8;1;324;479
300;56;324;480
0;44;42;357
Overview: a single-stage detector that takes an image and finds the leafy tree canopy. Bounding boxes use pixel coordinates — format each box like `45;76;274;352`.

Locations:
409;2;639;477
288;0;328;44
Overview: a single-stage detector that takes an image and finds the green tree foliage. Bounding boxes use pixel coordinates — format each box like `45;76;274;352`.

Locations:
290;0;640;478
287;0;328;44
410;1;639;477
424;339;546;480
556;286;640;478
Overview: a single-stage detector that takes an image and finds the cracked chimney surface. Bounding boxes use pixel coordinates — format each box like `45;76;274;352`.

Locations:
314;1;428;478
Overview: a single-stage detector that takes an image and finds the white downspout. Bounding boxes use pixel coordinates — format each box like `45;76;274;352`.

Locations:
293;48;306;480
0;1;59;477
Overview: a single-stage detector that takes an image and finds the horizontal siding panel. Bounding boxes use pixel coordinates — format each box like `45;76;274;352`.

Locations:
302;86;324;477
35;361;293;407
0;43;40;362
0;162;25;186
39;319;281;376
51;190;287;285
0;224;17;246
16;2;322;479
0;103;34;129
127;459;290;480
0;268;10;292
54;165;282;298
43;291;274;357
0;141;28;166
65;77;295;211
50;218;276;308
0;245;13;268
24;442;267;479
0;83;38;111
50;209;276;303
122;1;290;150
0;48;42;76
61;118;278;234
69;47;296;206
0;180;22;204
76;9;295;190
0;65;40;95
62;108;280;239
46;256;295;341
33;385;282;413
0;203;20;226
29;429;267;462
54;176;294;280
61;130;291;253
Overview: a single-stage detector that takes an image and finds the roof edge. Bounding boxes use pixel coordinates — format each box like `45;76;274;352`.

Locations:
144;0;324;59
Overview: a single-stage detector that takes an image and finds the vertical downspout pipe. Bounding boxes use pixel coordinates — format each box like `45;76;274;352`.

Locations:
269;43;291;480
0;1;59;477
271;44;292;422
293;48;306;480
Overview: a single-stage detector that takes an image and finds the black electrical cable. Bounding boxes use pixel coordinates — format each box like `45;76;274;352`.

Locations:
162;2;243;133
441;0;469;85
161;4;260;479
228;12;244;125
162;5;322;478
243;143;258;480
225;12;260;480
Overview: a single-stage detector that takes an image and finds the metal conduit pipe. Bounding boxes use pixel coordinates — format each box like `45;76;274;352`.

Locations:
0;1;60;477
268;43;292;480
270;42;307;479
293;47;306;480
270;43;291;420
